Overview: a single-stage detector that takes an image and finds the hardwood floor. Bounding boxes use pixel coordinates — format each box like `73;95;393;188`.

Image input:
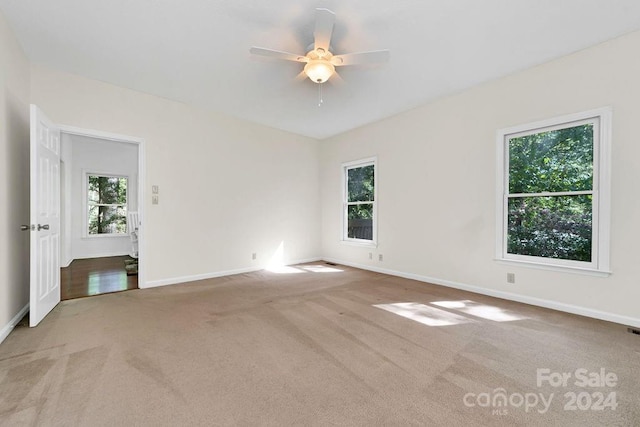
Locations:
60;256;138;300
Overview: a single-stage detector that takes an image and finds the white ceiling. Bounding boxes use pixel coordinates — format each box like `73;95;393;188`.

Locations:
2;1;640;139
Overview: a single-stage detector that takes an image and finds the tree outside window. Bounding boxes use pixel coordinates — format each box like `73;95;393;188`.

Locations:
344;160;376;242
507;123;593;261
87;175;128;235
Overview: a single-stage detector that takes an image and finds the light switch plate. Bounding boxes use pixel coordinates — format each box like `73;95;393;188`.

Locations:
152;185;159;194
152;195;159;205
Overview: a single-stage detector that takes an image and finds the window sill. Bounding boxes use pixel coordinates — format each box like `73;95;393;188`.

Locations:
83;234;129;240
341;239;377;248
495;258;611;277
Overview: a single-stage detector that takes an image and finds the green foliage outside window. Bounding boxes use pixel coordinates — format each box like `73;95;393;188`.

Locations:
347;164;374;240
88;175;127;235
507;124;593;261
347;165;374;216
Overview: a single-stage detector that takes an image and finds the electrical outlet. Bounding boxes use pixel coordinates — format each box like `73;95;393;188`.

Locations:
368;252;373;260
152;185;159;194
507;272;515;284
152;195;159;205
252;253;257;260
378;254;383;262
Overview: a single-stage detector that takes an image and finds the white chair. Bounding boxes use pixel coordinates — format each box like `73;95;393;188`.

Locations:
128;211;139;259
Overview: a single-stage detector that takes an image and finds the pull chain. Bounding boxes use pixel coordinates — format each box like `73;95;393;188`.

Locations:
318;83;323;107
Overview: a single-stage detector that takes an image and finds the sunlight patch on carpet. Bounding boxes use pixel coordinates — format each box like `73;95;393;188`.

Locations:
266;266;307;274
432;300;527;322
374;302;475;327
300;265;343;273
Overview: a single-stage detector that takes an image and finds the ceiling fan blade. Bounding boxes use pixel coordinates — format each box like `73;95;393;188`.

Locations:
328;71;345;87
249;47;308;62
294;70;308;82
313;8;335;52
331;50;390;66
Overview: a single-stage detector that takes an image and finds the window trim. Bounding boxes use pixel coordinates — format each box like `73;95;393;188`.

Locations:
342;157;377;246
83;170;130;239
495;107;611;274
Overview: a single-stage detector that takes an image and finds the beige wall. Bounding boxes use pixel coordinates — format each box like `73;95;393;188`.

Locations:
0;11;30;337
30;65;321;286
320;31;640;325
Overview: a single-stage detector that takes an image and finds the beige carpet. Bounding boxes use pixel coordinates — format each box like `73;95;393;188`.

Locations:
1;263;638;426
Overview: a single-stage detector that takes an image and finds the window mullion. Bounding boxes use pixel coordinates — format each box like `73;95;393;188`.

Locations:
508;190;593;198
346;201;374;206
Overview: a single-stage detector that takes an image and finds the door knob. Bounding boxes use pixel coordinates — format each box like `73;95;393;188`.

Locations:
37;224;49;231
20;225;31;231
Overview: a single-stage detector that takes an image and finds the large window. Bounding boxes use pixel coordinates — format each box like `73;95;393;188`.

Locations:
87;174;128;236
496;109;611;273
343;158;376;244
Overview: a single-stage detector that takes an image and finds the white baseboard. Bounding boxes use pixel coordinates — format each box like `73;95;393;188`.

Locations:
324;258;640;329
142;257;322;289
72;251;130;260
142;266;264;288
0;303;29;345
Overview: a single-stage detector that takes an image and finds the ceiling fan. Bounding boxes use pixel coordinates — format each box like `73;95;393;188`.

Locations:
249;8;390;85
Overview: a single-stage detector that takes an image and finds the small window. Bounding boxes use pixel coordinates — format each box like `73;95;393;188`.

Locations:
496;108;611;273
343;158;376;244
87;174;128;235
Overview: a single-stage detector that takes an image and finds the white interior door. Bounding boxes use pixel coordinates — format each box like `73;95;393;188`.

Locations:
29;104;61;327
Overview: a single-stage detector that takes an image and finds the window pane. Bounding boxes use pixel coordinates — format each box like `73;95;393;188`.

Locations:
347;204;373;240
88;205;128;235
507;195;592;261
88;176;127;204
88;184;99;204
509;124;593;194
347;165;374;202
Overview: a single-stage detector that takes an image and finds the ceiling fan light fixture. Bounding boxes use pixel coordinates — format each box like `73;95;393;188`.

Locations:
304;59;335;83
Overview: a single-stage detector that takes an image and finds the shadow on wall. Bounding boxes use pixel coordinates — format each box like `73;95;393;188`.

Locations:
5;91;30;306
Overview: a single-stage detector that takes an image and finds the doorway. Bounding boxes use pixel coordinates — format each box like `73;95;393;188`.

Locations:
58;128;144;300
29;105;146;326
